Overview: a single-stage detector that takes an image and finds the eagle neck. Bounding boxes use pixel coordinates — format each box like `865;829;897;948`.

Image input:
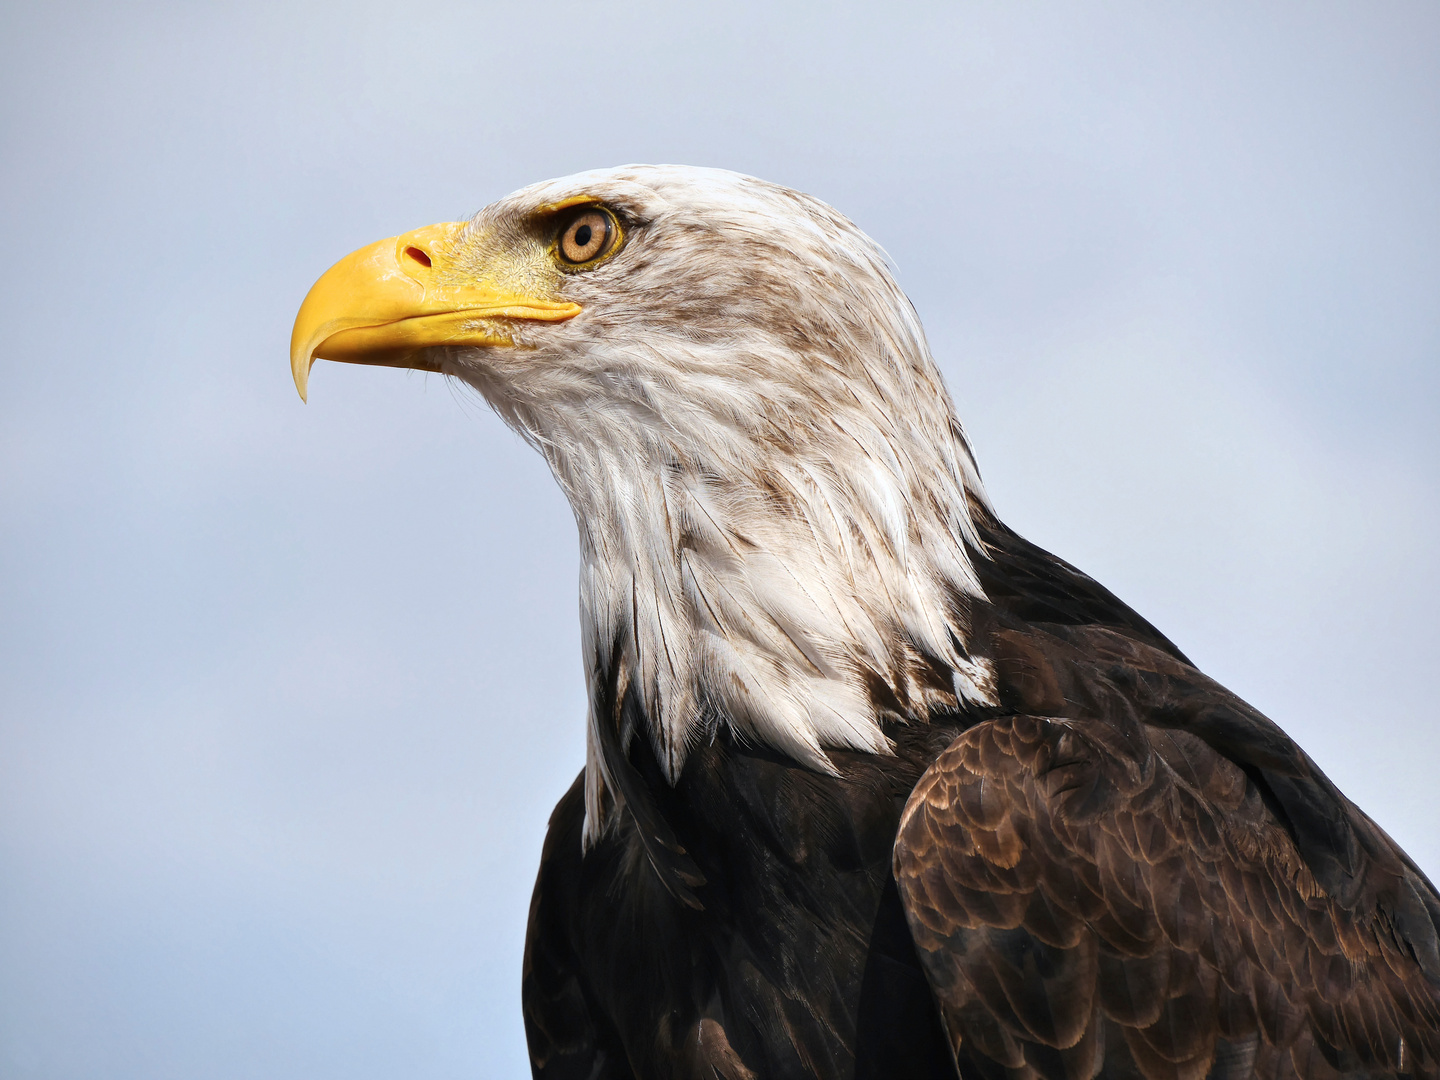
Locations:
525;386;999;847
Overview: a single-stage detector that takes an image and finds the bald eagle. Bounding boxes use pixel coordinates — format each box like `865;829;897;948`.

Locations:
291;167;1440;1080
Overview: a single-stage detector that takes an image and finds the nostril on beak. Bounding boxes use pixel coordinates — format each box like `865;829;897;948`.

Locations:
404;246;432;268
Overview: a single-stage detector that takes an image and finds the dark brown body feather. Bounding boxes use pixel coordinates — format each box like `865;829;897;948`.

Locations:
523;516;1440;1079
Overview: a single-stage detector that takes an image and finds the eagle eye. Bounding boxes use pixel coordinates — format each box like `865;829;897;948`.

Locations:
557;208;617;266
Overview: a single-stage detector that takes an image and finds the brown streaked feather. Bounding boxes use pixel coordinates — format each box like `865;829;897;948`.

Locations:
894;632;1440;1080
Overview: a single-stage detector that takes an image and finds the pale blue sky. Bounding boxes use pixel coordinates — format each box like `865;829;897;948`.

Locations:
2;3;1437;1077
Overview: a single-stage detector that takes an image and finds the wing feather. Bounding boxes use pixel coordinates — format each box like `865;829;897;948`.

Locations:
895;683;1440;1080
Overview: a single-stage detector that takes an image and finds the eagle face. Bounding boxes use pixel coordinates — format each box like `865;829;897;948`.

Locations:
293;165;998;837
296;167;939;442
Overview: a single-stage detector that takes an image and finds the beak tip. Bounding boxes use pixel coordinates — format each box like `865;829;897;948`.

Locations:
290;345;314;403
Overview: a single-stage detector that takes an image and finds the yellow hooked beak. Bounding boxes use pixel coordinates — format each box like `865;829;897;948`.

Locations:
290;222;582;401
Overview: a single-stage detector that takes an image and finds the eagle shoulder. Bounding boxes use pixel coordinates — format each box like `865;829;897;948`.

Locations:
893;627;1440;1080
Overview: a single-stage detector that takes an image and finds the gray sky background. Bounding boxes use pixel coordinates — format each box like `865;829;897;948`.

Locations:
1;2;1437;1077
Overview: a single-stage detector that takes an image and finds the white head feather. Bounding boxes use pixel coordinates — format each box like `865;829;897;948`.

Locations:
441;166;996;843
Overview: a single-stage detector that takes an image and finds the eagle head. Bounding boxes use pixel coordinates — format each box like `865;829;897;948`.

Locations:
293;165;997;839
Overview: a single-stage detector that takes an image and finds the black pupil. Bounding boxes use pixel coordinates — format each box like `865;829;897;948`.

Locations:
574;223;593;248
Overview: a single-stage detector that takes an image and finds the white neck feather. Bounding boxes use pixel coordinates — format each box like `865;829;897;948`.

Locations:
481;337;997;845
